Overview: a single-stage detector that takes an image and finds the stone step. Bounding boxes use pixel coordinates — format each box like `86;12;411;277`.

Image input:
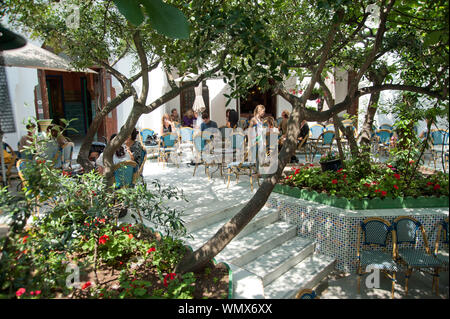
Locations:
263;253;336;299
243;236;315;286
186;206;279;248
216;221;297;267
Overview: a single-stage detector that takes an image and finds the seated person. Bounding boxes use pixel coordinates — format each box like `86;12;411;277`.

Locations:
161;114;175;136
200;112;218;131
226;109;239;129
170;108;180;123
96;133;131;175
182;110;195;128
264;116;279;134
125;128;146;168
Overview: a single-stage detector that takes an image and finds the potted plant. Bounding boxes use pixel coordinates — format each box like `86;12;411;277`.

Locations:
319;151;342;172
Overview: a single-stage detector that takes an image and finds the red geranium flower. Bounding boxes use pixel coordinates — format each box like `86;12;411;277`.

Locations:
22;235;29;244
427;182;433;186
147;247;156;254
81;282;91;290
387;164;393;168
409;160;415;164
381;191;387;196
332;179;338;184
337;168;343;173
309;164;314;167
16;288;26;297
393;185;399;190
34;290;41;295
364;183;371;187
128;234;134;239
98;235;110;245
393;173;401;180
434;184;441;190
163;273;177;287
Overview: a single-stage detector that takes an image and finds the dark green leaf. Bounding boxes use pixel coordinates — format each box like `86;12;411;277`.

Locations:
140;0;190;39
112;0;145;26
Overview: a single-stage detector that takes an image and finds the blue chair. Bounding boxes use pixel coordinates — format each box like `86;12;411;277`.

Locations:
309;124;325;140
179;127;194;154
140;128;155;145
375;129;392;156
357;217;398;299
379;123;393;131
324;124;334;132
192;132;214;178
295;288;319;299
430;129;448;170
393;216;442;296
113;160;137;189
158;132;179;167
310;130;335;162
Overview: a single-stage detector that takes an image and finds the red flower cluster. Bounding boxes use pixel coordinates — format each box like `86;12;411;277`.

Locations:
393;173;401;180
163;273;177;287
121;224;132;233
128;234;134;239
62;170;72;177
82;282;91;290
98;235;110;245
36;160;46;165
331;179;338;184
147;247;156;254
22;235;29;244
393;185;399;190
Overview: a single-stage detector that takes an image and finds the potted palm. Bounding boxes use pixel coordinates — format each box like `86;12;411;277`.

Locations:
319;151;342;172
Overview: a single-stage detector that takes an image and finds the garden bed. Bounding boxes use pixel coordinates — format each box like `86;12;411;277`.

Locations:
273;184;449;210
278;161;449;210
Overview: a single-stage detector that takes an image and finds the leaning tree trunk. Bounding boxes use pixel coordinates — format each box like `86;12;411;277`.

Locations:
174;104;305;274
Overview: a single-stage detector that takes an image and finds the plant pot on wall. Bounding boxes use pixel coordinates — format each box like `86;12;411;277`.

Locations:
320;159;343;172
38;119;53;133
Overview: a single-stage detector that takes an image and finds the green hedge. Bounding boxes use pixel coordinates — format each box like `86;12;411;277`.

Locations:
273;184;449;210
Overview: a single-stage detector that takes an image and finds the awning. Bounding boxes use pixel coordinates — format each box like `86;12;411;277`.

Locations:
0;42;97;73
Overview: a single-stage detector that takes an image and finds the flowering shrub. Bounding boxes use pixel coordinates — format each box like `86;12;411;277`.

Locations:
282;161;449;199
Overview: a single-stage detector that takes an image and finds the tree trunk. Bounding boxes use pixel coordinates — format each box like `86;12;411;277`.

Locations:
175;103;305;273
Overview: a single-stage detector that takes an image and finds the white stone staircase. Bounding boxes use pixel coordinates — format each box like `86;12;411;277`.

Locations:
177;200;336;299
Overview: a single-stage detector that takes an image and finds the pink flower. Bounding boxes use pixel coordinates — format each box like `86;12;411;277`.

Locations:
16;288;26;297
34;290;41;295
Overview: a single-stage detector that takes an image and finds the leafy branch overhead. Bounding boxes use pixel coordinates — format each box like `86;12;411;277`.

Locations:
112;0;190;39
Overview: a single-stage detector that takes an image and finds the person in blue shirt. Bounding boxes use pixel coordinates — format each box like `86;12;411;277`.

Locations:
200;112;218;131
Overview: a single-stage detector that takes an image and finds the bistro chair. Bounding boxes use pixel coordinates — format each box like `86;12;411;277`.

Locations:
226;135;259;191
430;129;448;170
140;128;155;145
324;124;334;132
434;217;449;264
375;129;392;157
192;132;213;179
379;123;394;131
1;142;19;186
357;217;398;299
158;132;180;168
179;126;194;155
132;148;147;186
309;124;325;140
310;130;335;162
392;216;442;296
295;288;319;299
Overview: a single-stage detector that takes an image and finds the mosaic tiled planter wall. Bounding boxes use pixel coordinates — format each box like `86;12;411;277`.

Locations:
267;193;449;273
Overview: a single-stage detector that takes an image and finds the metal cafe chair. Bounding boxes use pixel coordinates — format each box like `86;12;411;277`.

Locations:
295;288;319;299
433;217;448;295
392;216;442;296
357;217;398;299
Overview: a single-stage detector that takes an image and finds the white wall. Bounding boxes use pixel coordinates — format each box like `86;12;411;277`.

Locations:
207;78;236;127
